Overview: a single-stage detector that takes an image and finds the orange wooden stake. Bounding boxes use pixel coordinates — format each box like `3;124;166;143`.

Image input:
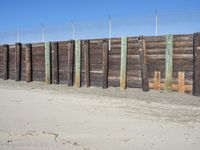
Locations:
178;72;185;93
154;71;161;90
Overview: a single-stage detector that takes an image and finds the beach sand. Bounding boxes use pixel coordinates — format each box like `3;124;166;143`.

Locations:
0;80;200;150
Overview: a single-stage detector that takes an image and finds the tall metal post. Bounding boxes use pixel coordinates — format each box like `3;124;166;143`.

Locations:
109;16;112;51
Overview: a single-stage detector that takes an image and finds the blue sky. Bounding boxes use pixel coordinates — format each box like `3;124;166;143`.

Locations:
1;0;199;30
0;0;200;43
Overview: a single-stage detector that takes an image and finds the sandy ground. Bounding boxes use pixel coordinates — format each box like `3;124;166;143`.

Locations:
0;80;200;150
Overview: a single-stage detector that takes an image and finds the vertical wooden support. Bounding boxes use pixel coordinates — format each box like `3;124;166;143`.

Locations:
138;36;149;91
45;42;51;84
102;39;109;89
120;37;128;90
25;44;32;82
67;41;74;86
193;33;200;96
178;72;185;93
165;34;173;92
3;44;9;80
83;40;90;87
51;42;59;84
15;43;21;81
75;40;81;88
154;71;161;90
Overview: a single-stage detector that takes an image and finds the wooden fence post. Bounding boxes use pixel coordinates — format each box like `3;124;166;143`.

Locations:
51;42;59;84
165;34;173;92
15;43;21;81
75;40;81;88
193;32;200;96
45;42;51;84
120;37;128;90
25;44;32;82
83;40;90;87
3;44;9;80
67;41;74;86
138;36;149;91
102;39;109;89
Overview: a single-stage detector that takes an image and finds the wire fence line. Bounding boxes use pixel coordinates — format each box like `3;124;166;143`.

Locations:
0;11;200;44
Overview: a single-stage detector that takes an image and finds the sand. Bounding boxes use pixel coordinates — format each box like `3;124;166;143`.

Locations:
0;80;200;150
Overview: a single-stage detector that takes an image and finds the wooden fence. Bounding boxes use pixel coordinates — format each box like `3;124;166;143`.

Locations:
0;33;200;96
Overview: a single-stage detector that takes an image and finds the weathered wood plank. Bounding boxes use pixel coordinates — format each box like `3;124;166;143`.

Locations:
138;36;149;91
102;39;109;89
67;41;74;86
3;45;9;80
15;43;21;81
154;71;161;90
45;42;51;84
120;37;128;90
51;42;59;84
25;44;32;82
193;33;200;96
149;83;192;93
178;72;185;93
75;40;81;88
165;35;173;92
83;40;90;87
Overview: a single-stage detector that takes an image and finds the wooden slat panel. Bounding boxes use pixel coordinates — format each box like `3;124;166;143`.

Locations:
51;42;59;84
58;41;68;84
83;40;90;87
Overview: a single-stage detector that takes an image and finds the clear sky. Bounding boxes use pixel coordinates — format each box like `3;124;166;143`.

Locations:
0;0;200;43
0;0;199;30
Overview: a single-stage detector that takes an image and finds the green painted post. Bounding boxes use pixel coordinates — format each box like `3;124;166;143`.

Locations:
75;40;81;88
45;42;51;84
120;37;128;90
165;34;173;92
